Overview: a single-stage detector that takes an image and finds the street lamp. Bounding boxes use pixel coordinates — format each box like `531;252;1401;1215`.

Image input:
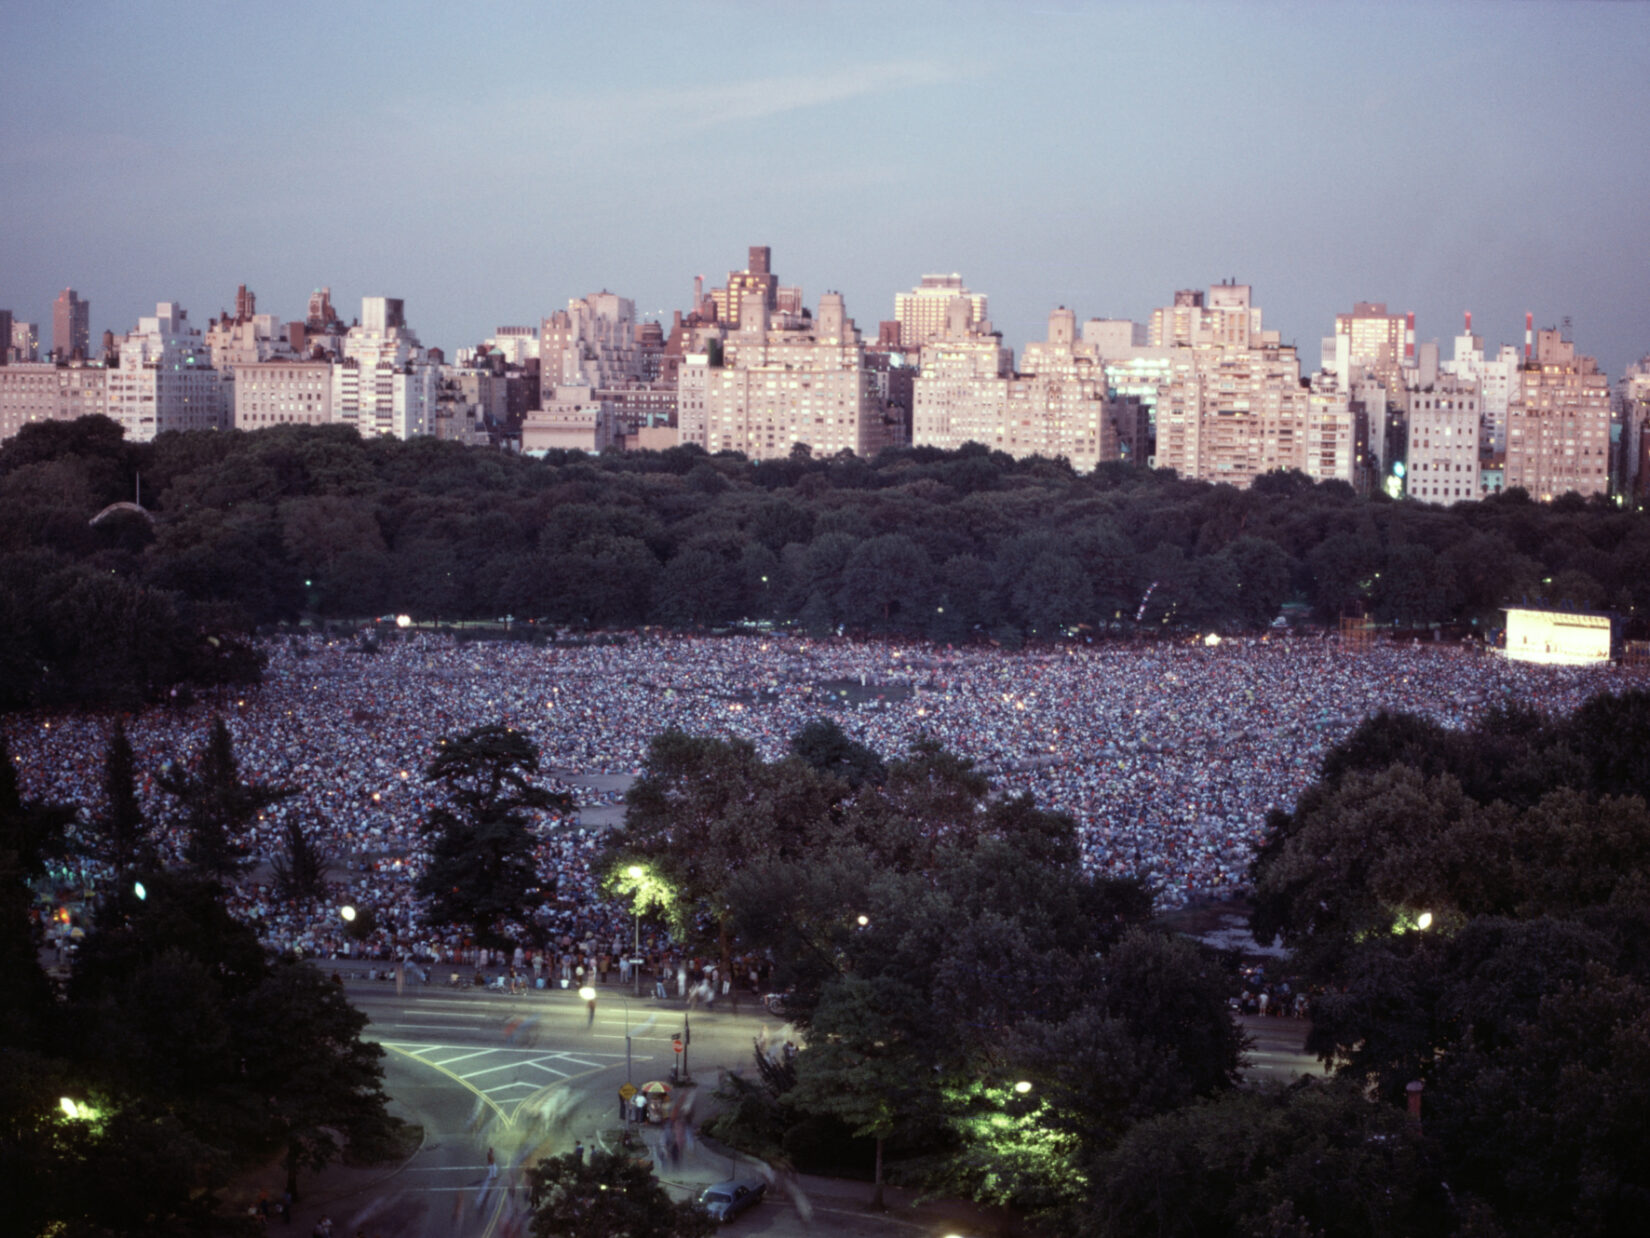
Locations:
580;985;597;1027
1013;1080;1033;1095
339;905;356;923
627;865;645;997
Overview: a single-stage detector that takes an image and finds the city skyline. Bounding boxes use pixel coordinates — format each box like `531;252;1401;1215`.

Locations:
2;2;1647;378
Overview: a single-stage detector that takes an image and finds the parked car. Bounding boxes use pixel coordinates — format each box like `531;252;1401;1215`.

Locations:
697;1179;766;1223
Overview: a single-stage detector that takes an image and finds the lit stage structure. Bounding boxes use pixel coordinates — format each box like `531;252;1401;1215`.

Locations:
1502;607;1614;666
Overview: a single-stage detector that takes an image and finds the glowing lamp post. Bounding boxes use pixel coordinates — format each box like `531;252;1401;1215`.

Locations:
626;864;646;996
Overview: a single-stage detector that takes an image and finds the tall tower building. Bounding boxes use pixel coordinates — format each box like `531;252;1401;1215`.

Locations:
1619;356;1650;500
53;288;90;362
106;303;227;441
1441;312;1519;454
1330;301;1410;400
0;311;11;366
1406;375;1482;505
9;319;39;363
678;284;878;460
1504;328;1611;501
894;274;988;350
710;246;780;331
1149;282;1346;487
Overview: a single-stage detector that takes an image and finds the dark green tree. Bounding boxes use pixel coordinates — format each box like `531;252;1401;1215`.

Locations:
787;974;941;1210
417;724;570;947
607;729;836;973
88;716;154;888
236;957;399;1200
787;717;887;790
157;716;292;878
0;734;71;1051
527;1148;715;1238
269;812;331;906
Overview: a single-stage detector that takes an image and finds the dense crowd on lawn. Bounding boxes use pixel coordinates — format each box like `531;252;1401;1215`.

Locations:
10;629;1643;967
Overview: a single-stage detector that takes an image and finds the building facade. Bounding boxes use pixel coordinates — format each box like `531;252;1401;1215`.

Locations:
233;360;335;430
1406;375;1482;504
0;361;109;441
678;291;878;459
106;303;227;441
1504;329;1612;500
894;273;988;350
53;288;90;361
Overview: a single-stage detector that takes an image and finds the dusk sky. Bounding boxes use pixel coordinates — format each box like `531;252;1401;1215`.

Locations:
3;1;1646;377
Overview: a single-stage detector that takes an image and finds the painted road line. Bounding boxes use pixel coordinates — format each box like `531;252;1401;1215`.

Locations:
429;1049;495;1067
458;1060;540;1080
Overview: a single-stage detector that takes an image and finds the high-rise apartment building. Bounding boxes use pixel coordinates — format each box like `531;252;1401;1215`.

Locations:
233;360;335;430
1154;345;1320;486
1504;329;1612;501
1440;313;1519;454
1406;375;1482;505
912;305;1130;471
206;285;298;377
0;311;11;366
1080;318;1147;356
911;297;1014;456
526;292;672;452
1149;283;1349;488
0;361;108;441
1304;374;1358;487
1151;283;1278;350
678;289;879;459
1620;355;1650;500
1328;301;1411;399
327;296;434;438
306;288;340;331
106;303;227;441
894;274;988;350
53;289;90;362
10;319;39;363
709;246;780;332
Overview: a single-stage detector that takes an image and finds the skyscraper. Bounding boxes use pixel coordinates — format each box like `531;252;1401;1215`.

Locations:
895;274;988;350
53;288;90;361
1504;329;1611;501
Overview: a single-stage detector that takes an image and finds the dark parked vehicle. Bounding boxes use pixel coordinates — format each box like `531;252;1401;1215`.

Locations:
697;1179;766;1223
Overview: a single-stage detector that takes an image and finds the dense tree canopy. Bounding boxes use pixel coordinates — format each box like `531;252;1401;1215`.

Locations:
8;418;1649;710
604;723;1238;1221
1239;690;1650;1238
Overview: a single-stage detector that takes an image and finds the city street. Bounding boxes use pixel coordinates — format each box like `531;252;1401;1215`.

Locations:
285;979;1006;1238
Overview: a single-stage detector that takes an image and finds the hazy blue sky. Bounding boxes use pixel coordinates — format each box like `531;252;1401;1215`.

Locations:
3;1;1646;376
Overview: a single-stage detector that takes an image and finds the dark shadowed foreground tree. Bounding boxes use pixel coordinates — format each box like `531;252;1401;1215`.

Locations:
88;716;155;887
63;869;404;1210
527;1149;715;1238
1244;692;1650;1238
270;812;331;906
0;734;71;1051
158;716;293;878
620;724;1238;1223
417;724;571;947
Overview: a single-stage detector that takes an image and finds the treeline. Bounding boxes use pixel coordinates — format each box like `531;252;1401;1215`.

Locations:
600;722;1243;1222
0;722;407;1234
7;415;1650;706
599;704;1650;1237
1217;694;1650;1238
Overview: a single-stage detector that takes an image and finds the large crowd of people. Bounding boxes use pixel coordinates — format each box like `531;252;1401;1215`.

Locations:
9;627;1645;964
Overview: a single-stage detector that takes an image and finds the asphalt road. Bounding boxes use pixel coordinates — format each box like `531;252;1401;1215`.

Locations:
327;981;842;1237
295;980;1319;1237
